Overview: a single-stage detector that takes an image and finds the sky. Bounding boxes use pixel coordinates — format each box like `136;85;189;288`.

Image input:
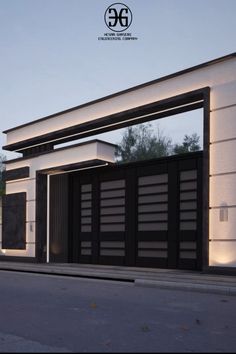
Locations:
0;0;236;159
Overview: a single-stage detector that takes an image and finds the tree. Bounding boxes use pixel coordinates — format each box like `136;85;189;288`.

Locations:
0;153;6;196
115;123;172;163
172;133;201;154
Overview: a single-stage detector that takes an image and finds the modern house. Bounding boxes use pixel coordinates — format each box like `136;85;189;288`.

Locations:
1;52;236;273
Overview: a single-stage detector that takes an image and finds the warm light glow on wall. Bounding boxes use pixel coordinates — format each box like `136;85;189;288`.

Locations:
209;242;236;267
210;253;236;266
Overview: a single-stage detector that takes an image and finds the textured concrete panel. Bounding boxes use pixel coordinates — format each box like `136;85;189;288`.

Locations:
211;80;236;111
210;105;236;143
210;174;236;207
210;140;236;175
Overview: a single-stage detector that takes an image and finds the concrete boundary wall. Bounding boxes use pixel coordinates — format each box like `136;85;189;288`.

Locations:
1;54;236;269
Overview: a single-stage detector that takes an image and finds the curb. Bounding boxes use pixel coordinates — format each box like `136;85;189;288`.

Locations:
0;266;134;283
134;278;236;296
1;264;236;296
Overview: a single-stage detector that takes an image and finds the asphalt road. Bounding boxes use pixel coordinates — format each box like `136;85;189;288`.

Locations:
0;270;235;352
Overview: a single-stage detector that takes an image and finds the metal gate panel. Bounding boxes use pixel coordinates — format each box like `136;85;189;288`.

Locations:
136;165;169;268
70;152;203;270
98;171;126;265
178;156;203;270
73;173;94;264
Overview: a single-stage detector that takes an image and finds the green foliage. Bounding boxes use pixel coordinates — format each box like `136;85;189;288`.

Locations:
173;133;201;154
115;123;172;163
115;124;201;163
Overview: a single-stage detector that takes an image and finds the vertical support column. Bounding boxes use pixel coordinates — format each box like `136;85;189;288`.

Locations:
68;173;74;263
202;88;210;270
36;172;48;263
197;156;203;270
49;174;69;263
71;174;80;263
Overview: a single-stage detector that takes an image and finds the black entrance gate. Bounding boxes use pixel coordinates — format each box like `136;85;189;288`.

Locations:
50;151;203;270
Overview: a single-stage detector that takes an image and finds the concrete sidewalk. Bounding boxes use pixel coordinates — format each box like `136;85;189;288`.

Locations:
0;262;236;296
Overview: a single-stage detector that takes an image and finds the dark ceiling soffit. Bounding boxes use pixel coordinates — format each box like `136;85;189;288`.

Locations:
3;52;235;135
3;88;207;152
38;159;111;175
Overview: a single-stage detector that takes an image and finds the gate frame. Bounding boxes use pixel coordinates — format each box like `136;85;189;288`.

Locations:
35;87;210;270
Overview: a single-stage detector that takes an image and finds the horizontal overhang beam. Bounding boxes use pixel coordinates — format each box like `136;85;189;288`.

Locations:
3;88;208;153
